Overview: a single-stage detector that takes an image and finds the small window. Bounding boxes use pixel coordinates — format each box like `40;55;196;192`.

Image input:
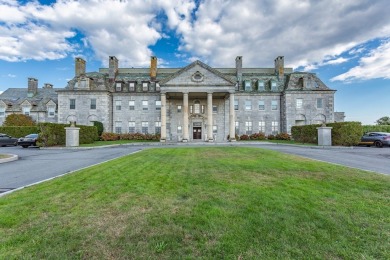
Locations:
129;100;135;110
177;125;182;134
0;107;5;117
235;121;239;135
48;107;55;117
258;100;265;110
245;100;252;110
142;82;149;92
128;121;135;133
22;107;31;116
177;105;182;113
115;100;122;111
296;98;303;109
317;98;323;109
259;121;265;133
142;100;148;111
70;99;76;110
194;101;200;114
258;81;265;91
213;125;218;134
272;121;279;134
271;100;278;110
234;100;238;110
244;80;251;91
115;121;122;134
155;121;161;134
90;99;96;110
245;121;252;135
129;82;135;92
155;83;160;92
212;105;218;113
155;100;161;110
116;82;122;92
271;81;277;91
141;121;148;134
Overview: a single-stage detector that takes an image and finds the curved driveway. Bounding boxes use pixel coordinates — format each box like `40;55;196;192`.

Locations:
1;143;389;196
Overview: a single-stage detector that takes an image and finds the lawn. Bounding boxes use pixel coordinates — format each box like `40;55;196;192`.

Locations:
0;147;389;259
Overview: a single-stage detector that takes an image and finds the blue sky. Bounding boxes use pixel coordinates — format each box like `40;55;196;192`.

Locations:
1;0;390;125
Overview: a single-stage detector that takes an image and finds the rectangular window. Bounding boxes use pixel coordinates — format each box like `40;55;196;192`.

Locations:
258;100;265;110
22;107;30;116
213;125;218;134
0;107;5;117
70;99;76;110
115;121;122;134
212;105;218;113
244;80;251;91
155;83;160;92
142;82;148;92
245;100;252;110
271;100;278;110
234;100;238;110
142;100;148;111
258;81;265;91
245;121;252;135
177;105;182;113
129;82;135;92
190;105;193;114
235;121;239;135
194;103;200;114
116;82;122;92
155;100;161;110
141;121;148;134
90;98;96;110
272;121;279;134
129;100;135;110
155;121;161;134
296;98;303;109
48;107;55;117
271;81;277;91
317;98;323;109
177;125;182;134
128;121;135;133
259;121;265;133
115;100;122;110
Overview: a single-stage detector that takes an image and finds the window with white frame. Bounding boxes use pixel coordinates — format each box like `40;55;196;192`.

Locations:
177;105;182;113
155;83;160;92
177;125;182;134
129;82;135;92
296;98;303;109
271;81;277;91
234;100;238;110
115;100;122;110
0;107;6;117
317;98;323;109
142;82;148;92
116;82;122;92
70;99;76;109
213;125;218;134
90;99;96;110
155;100;161;110
271;100;278;110
244;80;251;91
259;121;265;133
128;121;135;133
48;107;55;117
272;121;279;134
22;106;30;116
245;121;252;134
155;121;161;134
194;101;200;114
115;121;122;134
142;100;148;110
129;100;135;110
245;100;252;110
258;100;265;110
141;121;148;134
235;121;239;135
212;105;218;113
258;81;265;91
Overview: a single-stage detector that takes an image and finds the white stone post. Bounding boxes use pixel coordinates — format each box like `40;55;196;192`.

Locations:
229;93;236;141
207;92;213;142
160;93;167;142
317;126;332;146
183;92;189;142
65;123;80;147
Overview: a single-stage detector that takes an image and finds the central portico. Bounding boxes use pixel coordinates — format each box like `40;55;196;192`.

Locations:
159;60;236;142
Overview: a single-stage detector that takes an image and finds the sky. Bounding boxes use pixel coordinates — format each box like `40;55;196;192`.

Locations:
1;0;390;125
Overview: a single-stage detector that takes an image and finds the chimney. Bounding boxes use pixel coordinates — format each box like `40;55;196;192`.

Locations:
75;57;86;77
235;56;242;89
43;83;53;89
274;56;284;80
109;56;118;80
150;56;157;81
27;77;38;97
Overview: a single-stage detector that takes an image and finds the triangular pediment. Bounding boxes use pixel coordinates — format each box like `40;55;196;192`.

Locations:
46;99;56;107
159;60;236;86
20;100;31;107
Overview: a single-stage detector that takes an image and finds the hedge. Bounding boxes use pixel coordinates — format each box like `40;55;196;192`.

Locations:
291;121;363;146
0;126;39;138
37;123;98;147
363;125;390;133
101;132;160;141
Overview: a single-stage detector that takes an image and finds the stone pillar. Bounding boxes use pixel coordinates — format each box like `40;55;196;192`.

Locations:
160;93;167;142
183;92;189;142
317;126;332;146
207;92;213;142
65;123;80;147
229;93;236;141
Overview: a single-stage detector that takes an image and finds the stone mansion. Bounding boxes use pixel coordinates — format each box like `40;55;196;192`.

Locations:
0;56;344;142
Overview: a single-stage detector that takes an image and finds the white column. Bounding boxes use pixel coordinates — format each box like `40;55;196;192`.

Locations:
229;93;236;141
160;93;167;142
183;92;189;142
207;92;213;142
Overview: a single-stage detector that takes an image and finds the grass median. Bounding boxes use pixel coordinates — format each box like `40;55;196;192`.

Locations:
0;147;389;259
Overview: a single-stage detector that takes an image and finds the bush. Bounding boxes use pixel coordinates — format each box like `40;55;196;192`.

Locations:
227;134;240;140
267;134;276;140
0;126;39;138
3;114;35;126
275;133;291;140
239;134;250;140
100;132;161;141
363;125;390;133
250;132;266;140
92;121;104;137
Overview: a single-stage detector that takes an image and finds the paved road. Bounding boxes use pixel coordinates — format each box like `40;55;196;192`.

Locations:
1;143;389;196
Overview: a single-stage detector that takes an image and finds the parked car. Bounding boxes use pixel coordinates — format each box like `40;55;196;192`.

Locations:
359;132;390;148
0;133;18;147
18;134;39;148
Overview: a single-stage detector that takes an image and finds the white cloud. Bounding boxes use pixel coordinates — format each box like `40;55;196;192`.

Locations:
331;39;390;81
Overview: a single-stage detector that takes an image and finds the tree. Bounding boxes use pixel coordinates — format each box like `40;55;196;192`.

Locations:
376;116;390;125
3;114;35;126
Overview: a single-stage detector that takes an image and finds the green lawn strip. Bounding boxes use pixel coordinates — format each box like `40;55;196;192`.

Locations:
79;139;158;147
0;154;11;159
0;147;389;259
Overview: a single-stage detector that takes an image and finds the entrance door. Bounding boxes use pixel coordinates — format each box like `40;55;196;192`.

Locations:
193;127;202;139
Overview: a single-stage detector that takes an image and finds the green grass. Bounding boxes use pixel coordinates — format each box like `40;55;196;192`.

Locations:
0;154;11;159
0;147;389;259
79;139;159;147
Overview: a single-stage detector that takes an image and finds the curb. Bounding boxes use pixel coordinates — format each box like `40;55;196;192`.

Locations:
0;154;19;164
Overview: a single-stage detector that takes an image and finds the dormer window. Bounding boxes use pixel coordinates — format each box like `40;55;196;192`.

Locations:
244;80;251;91
22;106;30;116
142;82;149;92
155;83;160;92
48;107;55;117
257;81;265;91
271;81;277;91
116;82;122;92
0;107;5;117
129;82;135;92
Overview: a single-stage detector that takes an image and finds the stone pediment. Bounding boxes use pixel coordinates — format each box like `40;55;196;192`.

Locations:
159;60;236;87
